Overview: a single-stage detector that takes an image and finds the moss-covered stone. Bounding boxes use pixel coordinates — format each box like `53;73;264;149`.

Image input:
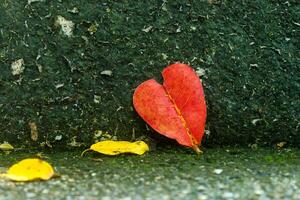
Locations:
0;1;299;147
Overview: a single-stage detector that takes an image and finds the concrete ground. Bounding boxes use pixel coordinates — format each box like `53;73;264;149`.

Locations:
0;146;299;200
1;0;299;147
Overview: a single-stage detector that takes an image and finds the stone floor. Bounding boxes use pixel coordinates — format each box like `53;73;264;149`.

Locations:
0;146;299;200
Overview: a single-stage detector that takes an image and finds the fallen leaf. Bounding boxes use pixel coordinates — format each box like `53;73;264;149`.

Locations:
277;141;287;148
133;63;207;154
1;158;55;182
0;142;14;151
29;121;38;141
82;140;149;156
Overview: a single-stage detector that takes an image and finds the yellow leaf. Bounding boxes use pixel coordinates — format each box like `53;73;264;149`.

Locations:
1;158;55;182
0;142;14;151
82;141;149;156
277;141;287;148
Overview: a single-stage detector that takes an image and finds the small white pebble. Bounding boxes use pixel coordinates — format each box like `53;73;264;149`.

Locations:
55;135;62;141
197;185;206;191
161;53;168;60
222;192;234;198
196;67;206;77
250;64;258;68
213;169;223;174
190;26;197;31
251;118;262;125
142;26;153;33
55;16;75;37
197;194;208;200
27;0;44;4
55;83;64;89
94;95;101;104
11;59;25;76
100;70;113;76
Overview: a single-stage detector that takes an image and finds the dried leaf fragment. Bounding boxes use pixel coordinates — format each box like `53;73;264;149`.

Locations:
82;141;149;156
277;141;287;148
1;158;55;182
29;122;38;141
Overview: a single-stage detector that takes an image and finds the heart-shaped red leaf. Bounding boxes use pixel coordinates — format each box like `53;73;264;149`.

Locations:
133;63;207;153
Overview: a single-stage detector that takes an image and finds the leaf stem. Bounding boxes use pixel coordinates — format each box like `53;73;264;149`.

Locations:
81;149;91;157
192;145;203;155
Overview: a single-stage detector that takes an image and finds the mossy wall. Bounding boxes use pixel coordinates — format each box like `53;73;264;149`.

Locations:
0;0;299;148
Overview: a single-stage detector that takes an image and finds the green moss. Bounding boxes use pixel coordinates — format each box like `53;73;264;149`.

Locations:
0;1;299;148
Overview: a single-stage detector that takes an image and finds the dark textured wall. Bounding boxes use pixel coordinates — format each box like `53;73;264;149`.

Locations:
0;0;299;148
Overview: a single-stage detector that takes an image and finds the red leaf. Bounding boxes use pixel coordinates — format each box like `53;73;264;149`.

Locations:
133;63;207;153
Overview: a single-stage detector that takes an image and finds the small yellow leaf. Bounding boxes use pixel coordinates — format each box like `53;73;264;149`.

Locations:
0;142;14;151
82;141;149;156
1;158;55;182
277;141;287;148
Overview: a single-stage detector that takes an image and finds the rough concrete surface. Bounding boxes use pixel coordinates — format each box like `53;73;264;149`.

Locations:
0;1;299;147
0;147;299;200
